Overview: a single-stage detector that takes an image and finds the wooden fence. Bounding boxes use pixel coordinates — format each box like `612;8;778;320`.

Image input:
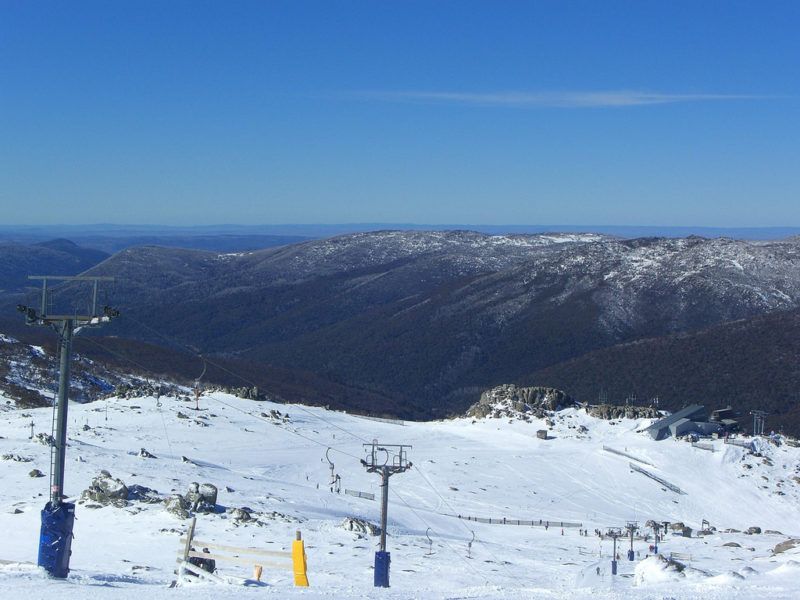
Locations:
174;517;309;587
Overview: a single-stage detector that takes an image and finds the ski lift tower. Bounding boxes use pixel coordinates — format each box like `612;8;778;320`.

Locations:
360;440;412;588
750;410;768;437
651;521;661;554
17;275;118;578
606;528;623;575
625;522;638;561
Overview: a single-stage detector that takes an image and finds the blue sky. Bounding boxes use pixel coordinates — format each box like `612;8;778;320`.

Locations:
1;1;798;226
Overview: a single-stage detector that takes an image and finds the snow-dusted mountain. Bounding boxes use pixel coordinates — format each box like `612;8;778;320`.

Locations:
49;230;800;423
2;386;800;599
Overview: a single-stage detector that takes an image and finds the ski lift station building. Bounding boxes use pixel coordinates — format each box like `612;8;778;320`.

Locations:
644;404;723;440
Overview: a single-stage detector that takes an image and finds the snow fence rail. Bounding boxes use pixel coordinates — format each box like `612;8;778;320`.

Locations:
724;437;755;450
691;441;716;452
354;415;406;426
344;488;376;501
628;463;686;495
457;514;582;528
602;445;654;466
173;517;309;587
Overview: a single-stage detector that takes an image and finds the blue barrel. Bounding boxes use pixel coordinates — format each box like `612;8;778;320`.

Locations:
38;502;75;578
374;551;391;587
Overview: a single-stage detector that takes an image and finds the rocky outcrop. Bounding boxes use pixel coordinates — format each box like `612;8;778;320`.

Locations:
228;507;252;522
185;482;219;513
80;470;129;508
127;484;161;504
341;517;381;538
113;381;182;400
746;526;762;535
138;448;157;459
2;453;32;462
467;385;575;419
34;433;55;447
164;494;190;519
80;471;165;508
773;539;800;555
585;404;660;420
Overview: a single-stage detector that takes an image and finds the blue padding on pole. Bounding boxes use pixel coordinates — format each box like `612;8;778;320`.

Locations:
374;551;391;587
628;549;635;561
611;559;618;575
38;502;75;578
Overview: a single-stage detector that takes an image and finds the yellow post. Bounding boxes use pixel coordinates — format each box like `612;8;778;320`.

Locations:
292;530;309;587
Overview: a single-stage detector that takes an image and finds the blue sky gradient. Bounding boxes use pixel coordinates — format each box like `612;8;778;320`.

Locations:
1;1;798;226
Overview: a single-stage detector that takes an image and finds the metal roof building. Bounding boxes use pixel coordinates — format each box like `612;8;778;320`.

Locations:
644;405;707;440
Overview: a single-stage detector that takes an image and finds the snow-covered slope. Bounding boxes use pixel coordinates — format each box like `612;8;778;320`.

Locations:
2;391;800;599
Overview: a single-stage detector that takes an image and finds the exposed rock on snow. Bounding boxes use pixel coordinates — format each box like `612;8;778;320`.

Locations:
80;471;129;508
746;526;762;535
138;447;157;459
33;433;54;446
341;517;380;537
127;484;162;504
1;453;32;463
228;507;251;522
585;404;660;420
467;384;574;419
164;494;190;519
773;539;800;554
185;482;218;513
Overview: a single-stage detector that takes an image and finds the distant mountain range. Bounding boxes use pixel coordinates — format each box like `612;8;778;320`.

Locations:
2;222;800;251
2;230;799;432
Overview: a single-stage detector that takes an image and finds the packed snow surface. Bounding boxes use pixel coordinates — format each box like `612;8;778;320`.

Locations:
2;391;800;599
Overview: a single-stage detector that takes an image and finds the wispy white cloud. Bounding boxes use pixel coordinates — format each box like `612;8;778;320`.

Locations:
351;90;766;108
